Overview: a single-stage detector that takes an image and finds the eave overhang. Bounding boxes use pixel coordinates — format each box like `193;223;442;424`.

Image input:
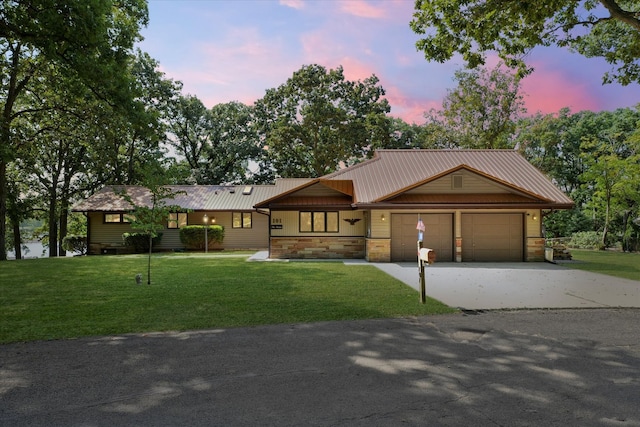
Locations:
254;179;354;209
354;201;575;210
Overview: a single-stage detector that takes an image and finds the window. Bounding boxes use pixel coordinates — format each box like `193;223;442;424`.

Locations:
168;212;188;229
104;213;132;223
300;211;339;233
232;212;252;229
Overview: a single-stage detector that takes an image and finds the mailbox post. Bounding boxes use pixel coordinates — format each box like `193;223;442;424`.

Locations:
417;241;435;304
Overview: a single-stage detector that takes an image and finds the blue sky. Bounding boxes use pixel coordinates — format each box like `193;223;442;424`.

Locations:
138;0;640;124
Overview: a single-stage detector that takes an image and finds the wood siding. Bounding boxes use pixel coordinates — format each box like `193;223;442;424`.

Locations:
88;210;269;252
406;170;510;194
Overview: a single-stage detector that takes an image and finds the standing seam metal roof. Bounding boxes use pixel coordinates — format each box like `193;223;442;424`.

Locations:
322;150;573;205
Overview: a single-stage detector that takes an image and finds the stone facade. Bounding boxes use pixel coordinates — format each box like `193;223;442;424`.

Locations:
526;237;545;262
365;238;391;262
270;237;365;259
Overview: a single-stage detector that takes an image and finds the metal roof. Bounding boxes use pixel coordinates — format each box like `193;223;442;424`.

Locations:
73;150;574;213
322;149;574;207
72;179;312;212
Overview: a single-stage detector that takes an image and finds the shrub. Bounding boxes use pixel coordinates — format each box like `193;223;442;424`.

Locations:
62;235;87;255
179;225;224;250
568;231;603;250
122;232;163;253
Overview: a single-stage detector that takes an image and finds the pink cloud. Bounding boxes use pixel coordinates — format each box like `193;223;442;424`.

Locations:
338;0;385;18
279;0;304;10
384;85;441;124
521;68;598;114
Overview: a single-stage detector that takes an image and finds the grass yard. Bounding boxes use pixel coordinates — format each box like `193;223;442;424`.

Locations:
0;254;455;344
568;249;640;281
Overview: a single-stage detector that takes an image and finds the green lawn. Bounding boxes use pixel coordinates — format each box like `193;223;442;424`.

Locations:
567;249;640;281
0;254;455;344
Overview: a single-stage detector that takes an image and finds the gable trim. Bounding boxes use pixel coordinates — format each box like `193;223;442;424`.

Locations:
254;179;354;209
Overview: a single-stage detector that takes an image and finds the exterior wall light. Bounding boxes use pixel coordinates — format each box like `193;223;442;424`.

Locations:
203;214;209;253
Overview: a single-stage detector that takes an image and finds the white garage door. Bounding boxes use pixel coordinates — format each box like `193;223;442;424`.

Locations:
461;214;523;262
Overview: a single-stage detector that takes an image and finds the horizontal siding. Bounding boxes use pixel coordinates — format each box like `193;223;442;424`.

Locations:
223;213;269;249
89;212;133;245
408;171;509;194
370;210;390;238
526;209;542;238
157;229;183;250
89;210;269;251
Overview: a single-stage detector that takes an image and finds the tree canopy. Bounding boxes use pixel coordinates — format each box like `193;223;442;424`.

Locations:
1;0;150;260
410;0;640;85
427;65;526;149
254;64;391;179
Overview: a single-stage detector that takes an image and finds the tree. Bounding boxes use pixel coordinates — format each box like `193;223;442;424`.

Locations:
168;98;259;184
118;167;185;285
384;117;437;149
410;0;640;85
168;95;211;174
429;65;526;149
204;102;260;184
7;49;176;258
254;64;391;179
517;108;589;196
0;0;149;260
577;109;640;248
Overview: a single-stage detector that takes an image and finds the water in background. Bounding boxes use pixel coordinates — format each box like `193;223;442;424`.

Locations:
8;242;75;259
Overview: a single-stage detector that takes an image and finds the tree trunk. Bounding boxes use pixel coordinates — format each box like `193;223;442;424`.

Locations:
48;188;58;257
0;160;6;261
12;217;21;260
147;233;152;285
59;208;68;257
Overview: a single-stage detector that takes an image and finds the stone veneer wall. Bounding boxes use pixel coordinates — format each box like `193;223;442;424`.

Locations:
366;238;391;262
526;237;545;262
270;237;365;259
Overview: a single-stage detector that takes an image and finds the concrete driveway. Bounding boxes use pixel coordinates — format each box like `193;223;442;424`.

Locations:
368;261;640;310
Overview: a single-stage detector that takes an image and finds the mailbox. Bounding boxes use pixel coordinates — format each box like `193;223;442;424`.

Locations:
419;248;436;265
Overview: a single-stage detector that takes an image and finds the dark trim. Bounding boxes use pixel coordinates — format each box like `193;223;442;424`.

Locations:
354;203;574;210
299;211;340;233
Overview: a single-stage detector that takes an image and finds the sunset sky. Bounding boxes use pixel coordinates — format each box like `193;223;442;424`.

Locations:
138;0;640;124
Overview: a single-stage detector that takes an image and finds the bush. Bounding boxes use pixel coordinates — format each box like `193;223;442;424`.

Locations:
122;232;163;253
179;225;224;250
568;231;603;250
62;235;87;255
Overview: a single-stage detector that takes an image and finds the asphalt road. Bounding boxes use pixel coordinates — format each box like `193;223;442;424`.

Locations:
1;309;639;426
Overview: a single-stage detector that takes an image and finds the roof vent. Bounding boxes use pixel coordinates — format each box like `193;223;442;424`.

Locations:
452;175;463;189
242;186;253;195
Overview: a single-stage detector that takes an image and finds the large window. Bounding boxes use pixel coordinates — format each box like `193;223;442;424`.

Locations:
168;212;188;229
300;211;339;233
104;213;133;223
232;212;252;229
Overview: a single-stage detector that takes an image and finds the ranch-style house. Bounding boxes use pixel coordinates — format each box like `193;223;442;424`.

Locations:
73;149;574;262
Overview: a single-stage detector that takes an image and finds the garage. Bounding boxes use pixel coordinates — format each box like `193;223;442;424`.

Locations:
391;213;453;262
461;214;523;262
